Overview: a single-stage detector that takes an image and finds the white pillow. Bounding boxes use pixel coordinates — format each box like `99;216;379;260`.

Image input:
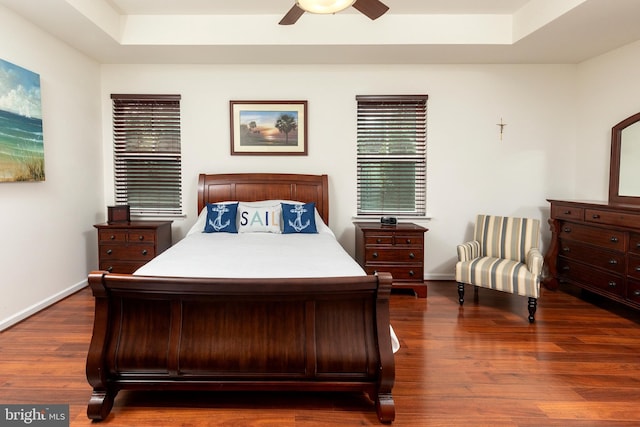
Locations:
237;202;282;233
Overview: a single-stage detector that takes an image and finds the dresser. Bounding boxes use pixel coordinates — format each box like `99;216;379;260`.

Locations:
545;199;640;309
94;221;172;274
354;222;428;297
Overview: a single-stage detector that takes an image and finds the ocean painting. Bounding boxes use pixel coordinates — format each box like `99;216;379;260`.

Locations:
0;58;44;182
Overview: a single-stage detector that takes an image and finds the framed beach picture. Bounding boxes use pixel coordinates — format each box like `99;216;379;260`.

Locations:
0;58;44;182
230;100;307;155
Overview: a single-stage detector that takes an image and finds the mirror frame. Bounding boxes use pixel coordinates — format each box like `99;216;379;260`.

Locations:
609;112;640;206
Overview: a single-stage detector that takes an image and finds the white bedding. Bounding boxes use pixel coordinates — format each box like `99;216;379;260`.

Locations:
134;229;365;279
134;219;400;353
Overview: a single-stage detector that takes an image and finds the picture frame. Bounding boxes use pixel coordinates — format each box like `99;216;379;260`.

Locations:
230;100;307;155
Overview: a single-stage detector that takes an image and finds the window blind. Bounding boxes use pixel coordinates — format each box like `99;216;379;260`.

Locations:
112;94;182;217
356;95;428;216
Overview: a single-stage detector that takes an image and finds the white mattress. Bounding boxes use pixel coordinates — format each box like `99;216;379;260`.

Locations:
134;225;400;353
135;229;366;279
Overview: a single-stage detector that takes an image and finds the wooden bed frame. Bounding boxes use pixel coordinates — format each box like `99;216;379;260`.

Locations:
86;173;396;423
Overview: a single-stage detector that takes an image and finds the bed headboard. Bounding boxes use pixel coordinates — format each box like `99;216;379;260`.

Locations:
197;173;330;225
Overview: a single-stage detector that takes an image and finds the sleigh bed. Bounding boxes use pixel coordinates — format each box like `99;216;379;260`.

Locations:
86;173;396;423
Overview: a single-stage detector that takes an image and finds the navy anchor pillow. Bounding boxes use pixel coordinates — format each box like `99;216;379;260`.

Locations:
204;202;238;233
281;202;318;234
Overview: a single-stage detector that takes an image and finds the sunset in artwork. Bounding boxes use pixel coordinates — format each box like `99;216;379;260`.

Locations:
239;110;299;146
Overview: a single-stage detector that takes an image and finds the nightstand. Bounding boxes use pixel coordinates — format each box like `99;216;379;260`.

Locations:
354;222;428;298
94;221;172;274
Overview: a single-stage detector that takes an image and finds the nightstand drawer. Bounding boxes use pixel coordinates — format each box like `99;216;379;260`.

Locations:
364;235;394;246
98;230;127;243
365;247;422;263
98;260;147;274
99;244;155;261
393;234;423;246
363;265;423;282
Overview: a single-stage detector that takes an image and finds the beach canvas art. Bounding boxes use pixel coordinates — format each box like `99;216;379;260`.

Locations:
0;58;44;182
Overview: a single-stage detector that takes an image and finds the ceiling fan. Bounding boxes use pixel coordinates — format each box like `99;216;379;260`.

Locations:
279;0;389;25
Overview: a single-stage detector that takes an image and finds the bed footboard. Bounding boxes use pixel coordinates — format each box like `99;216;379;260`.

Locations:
86;271;395;423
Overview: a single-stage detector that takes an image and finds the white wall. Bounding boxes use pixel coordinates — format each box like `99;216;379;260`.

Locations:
101;63;577;279
574;40;640;201
0;5;103;330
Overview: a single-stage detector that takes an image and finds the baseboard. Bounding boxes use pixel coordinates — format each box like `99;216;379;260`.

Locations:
424;273;455;281
0;279;88;331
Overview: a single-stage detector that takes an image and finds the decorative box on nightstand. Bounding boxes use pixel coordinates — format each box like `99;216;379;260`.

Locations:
354;222;428;298
94;221;172;274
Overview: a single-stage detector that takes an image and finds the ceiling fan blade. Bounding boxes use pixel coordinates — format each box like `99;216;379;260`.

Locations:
352;0;389;20
279;4;305;25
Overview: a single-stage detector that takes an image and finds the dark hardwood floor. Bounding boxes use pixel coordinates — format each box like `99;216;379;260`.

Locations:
2;281;640;426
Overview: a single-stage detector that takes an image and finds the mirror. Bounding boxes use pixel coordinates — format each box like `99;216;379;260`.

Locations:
609;112;640;206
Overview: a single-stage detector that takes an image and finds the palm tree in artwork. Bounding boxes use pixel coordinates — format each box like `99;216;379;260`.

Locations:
275;114;297;144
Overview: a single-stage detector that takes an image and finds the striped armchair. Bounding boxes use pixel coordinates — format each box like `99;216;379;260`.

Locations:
455;214;543;323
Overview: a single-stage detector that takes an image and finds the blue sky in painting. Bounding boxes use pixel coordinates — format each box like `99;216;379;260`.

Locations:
240;110;297;127
0;58;42;119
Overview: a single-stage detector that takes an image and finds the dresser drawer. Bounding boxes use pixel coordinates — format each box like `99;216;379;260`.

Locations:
551;204;584;221
627;279;640;304
99;243;156;261
365;247;423;263
559;240;625;274
559;222;626;251
627;254;640;280
629;233;640;255
586;208;640;229
558;258;625;297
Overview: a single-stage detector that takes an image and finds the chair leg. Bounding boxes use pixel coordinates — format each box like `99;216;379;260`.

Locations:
528;297;537;323
457;282;465;305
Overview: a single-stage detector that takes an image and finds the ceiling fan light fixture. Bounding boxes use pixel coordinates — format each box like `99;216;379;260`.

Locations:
297;0;356;14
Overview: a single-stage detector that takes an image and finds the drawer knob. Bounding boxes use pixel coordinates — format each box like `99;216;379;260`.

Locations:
142;249;148;256
372;252;378;258
139;235;144;241
563;210;571;215
610;236;619;243
608;281;617;288
635;290;640;297
562;266;570;271
636;242;640;249
609;259;618;265
107;266;113;273
563;227;571;233
110;235;116;240
635;266;640;272
405;239;411;244
562;247;570;253
409;252;415;259
376;238;382;244
592;214;601;219
106;249;112;255
409;270;415;277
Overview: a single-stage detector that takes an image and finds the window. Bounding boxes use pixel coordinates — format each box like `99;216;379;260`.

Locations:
356;95;427;217
112;94;182;217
